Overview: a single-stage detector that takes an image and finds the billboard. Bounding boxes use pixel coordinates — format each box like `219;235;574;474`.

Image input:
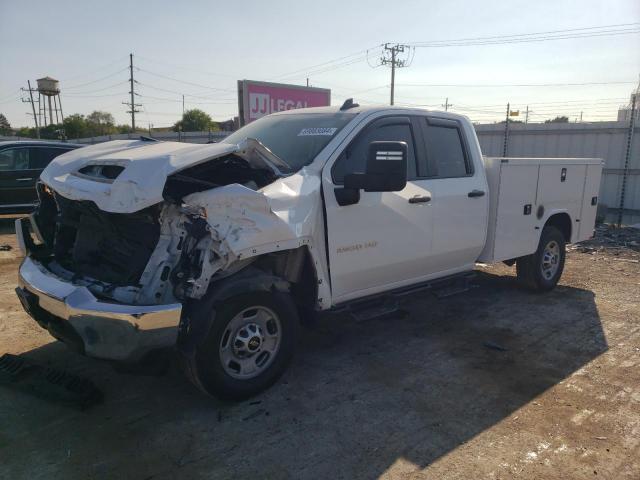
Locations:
238;80;331;126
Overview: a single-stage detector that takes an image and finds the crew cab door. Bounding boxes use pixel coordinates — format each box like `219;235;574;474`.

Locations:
0;146;37;208
322;115;436;303
416;117;488;273
0;145;76;210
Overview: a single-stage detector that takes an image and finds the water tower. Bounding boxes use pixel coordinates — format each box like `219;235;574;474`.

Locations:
36;76;64;126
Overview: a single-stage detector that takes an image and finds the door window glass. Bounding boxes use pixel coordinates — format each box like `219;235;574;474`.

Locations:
0;148;30;171
30;147;71;169
333;120;416;184
422;121;470;178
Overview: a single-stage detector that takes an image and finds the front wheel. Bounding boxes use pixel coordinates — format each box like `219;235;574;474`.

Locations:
516;225;566;291
188;292;299;400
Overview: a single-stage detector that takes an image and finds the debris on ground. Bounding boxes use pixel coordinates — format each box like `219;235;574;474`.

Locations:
0;244;11;251
569;225;640;260
0;353;103;410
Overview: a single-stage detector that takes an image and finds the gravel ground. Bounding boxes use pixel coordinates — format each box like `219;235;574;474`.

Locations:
0;218;638;479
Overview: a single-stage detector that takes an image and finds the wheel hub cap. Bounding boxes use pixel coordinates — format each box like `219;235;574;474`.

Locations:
541;240;560;280
219;306;282;379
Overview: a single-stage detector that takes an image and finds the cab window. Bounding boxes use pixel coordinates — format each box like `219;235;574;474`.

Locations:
332;117;417;184
421;118;472;178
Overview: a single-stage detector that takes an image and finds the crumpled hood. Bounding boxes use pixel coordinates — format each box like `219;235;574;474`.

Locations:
40;139;238;212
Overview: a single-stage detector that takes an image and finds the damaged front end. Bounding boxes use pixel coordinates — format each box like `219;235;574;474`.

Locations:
16;139;323;361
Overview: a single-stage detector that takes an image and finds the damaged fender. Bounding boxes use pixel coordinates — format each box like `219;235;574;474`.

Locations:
183;170;331;308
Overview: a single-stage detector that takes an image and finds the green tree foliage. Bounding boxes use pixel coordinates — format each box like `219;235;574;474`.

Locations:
15;126;35;138
544;116;569;123
173;109;219;132
39;124;66;140
63;114;88;138
0;113;11;135
86;111;116;136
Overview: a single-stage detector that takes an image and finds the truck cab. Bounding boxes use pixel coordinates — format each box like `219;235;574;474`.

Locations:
15;103;602;400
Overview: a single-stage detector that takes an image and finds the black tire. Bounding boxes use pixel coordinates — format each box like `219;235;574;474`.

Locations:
189;291;299;401
516;225;566;292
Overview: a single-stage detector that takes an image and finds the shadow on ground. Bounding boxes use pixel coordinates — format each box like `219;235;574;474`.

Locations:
1;268;606;479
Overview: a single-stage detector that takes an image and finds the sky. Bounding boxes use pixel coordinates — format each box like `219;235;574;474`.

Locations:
0;0;639;129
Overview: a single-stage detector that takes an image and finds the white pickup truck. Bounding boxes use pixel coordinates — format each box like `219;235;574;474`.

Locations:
15;101;602;399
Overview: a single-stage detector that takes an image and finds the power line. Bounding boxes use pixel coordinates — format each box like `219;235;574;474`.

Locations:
64;80;130;95
396;81;636;88
274;45;383;80
408;23;640;47
135;67;235;93
65;68;129;90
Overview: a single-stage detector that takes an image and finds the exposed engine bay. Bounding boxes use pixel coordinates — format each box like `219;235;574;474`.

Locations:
31;152;279;306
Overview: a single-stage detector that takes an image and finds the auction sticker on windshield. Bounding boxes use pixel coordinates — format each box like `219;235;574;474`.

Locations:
298;128;338;136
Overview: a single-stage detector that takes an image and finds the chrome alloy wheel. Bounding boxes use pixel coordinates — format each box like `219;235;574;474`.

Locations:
541;240;560;280
219;306;282;379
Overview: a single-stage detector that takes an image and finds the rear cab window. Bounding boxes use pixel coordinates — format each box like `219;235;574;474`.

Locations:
420;117;473;179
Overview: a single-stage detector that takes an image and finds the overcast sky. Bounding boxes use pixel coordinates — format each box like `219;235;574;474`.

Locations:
1;0;638;128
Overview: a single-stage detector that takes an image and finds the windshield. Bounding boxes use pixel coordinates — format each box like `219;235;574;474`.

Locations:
223;112;356;172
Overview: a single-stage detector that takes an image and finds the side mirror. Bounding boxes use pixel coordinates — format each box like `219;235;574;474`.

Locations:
335;141;408;206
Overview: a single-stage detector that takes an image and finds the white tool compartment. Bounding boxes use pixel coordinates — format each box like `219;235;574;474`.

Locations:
478;157;603;263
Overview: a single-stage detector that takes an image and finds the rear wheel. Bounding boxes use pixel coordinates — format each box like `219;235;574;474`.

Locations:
189;292;299;401
516;226;566;291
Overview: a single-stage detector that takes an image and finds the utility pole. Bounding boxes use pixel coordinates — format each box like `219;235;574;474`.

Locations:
306;78;309;87
182;94;185;116
442;97;452;111
618;92;638;227
579;111;583;123
123;53;141;131
502;102;510;157
525;105;529;124
22;80;40;138
379;43;411;105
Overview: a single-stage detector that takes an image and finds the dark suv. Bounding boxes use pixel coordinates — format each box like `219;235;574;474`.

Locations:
0;141;82;213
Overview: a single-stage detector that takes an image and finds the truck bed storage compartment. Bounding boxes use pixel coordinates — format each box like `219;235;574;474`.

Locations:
478;157;602;263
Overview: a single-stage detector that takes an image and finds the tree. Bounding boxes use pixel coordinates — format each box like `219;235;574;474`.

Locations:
63;114;88;139
39;124;65;140
15;126;35;138
0;114;11;135
173;109;215;132
545;116;569;124
86;111;116;136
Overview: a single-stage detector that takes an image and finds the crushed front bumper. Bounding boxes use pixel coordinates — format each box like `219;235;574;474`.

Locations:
16;255;183;362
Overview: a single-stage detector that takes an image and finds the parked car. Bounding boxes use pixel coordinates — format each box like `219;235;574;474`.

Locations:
0;141;82;213
15;103;602;400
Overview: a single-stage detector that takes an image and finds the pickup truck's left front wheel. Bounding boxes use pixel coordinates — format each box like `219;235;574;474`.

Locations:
188;292;299;401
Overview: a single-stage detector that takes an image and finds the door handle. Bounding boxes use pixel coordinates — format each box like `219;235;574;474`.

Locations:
468;190;485;198
16;178;33;182
409;195;431;204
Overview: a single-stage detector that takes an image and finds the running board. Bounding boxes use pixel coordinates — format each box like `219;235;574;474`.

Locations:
335;272;476;321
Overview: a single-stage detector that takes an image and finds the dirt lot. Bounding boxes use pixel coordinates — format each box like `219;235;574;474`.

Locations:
1;219;639;479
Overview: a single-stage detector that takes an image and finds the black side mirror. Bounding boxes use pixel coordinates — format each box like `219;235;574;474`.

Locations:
335;141;408;206
345;141;408;190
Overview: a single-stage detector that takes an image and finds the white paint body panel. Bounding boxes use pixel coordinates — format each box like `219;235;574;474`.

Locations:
479;157;603;263
40;140;238;213
34;106;603;310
